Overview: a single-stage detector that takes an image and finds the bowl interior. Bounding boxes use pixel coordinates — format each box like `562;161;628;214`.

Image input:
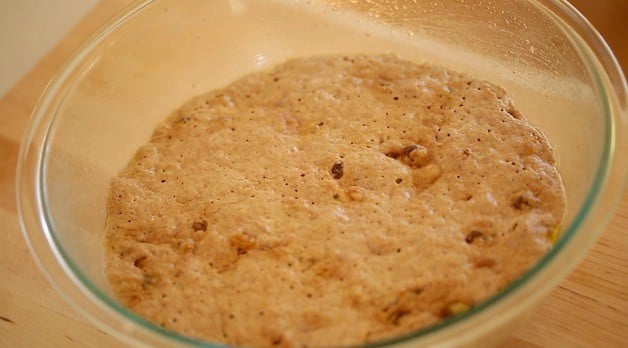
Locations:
39;0;610;345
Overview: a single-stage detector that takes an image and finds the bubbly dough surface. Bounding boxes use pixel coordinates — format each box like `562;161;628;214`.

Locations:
105;55;565;347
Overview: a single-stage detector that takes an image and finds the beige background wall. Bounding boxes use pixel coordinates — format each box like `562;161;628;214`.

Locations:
0;0;98;96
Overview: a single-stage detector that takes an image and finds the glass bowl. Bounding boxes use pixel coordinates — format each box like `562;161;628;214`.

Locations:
17;0;627;346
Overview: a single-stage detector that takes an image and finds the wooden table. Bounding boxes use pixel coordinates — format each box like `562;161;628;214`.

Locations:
1;1;626;346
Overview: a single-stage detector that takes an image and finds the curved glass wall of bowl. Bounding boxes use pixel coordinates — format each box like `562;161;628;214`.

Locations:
17;0;627;346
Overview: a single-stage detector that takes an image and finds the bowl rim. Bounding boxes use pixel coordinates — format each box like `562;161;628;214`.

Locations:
17;0;627;346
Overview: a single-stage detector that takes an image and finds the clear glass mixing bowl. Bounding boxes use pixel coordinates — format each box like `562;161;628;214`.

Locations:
17;0;627;346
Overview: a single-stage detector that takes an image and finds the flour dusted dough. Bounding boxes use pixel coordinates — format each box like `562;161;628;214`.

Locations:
105;55;565;347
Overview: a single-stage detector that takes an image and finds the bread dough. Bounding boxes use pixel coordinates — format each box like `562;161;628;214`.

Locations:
105;55;565;347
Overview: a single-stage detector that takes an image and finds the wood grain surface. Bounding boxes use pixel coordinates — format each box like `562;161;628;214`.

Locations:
0;0;625;347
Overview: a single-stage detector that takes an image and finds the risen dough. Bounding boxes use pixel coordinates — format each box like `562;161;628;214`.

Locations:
105;55;565;347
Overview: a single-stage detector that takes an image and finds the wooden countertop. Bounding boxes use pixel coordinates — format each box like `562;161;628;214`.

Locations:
0;1;626;347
